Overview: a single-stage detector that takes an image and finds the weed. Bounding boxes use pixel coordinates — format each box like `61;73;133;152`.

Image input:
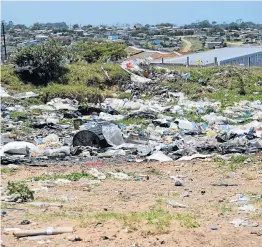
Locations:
147;168;163;176
1;167;14;175
31;171;93;182
115;118;146;125
35;197;66;203
117;91;132;99
7;181;34;202
10;111;26;120
250;213;262;220
219;205;234;213
251;195;262;205
174;213;200;228
213;155;252;172
27;212;69;221
59;119;73;124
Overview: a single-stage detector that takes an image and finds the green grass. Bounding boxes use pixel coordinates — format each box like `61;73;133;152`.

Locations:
165;66;262;106
115;118;147;125
213;155;256;172
1;63;129;104
65;62;129;87
117;91;132;99
27;208;199;233
147;168;163;176
42;83;110;103
0;65;36;93
30;171;94;182
10;111;27;120
59;119;73;124
1;167;15;176
218;205;234;213
164;111;205;123
34;197;66;203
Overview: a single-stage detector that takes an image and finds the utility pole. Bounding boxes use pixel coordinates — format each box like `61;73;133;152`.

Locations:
1;21;7;61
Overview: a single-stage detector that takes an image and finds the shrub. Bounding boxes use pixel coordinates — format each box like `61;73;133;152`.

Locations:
7;181;34;202
69;41;127;63
11;39;67;85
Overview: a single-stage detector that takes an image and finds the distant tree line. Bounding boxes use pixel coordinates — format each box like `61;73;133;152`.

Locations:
184;20;262;30
3;20;262;31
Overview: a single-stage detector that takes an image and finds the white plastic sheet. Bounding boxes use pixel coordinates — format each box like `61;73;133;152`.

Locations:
0;141;38;156
102;123;125;146
146;151;173;162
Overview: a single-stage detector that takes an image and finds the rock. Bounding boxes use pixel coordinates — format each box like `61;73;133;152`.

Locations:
182;191;190;197
174;180;183;186
20;220;31;225
67;235;82;241
211;226;218;230
250;230;262;236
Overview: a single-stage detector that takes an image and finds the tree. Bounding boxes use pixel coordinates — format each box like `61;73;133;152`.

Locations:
11;39;67;85
69;42;127;63
198;20;212;28
14;24;27;30
73;24;79;29
5;21;14;30
31;22;41;30
212;21;217;26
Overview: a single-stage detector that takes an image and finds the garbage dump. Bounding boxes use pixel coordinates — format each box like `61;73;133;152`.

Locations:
1;66;262;166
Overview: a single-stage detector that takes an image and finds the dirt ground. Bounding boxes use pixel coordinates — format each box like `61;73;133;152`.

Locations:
1;155;262;247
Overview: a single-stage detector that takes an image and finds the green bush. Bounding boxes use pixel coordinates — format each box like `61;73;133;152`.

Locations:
7;181;34;202
69;41;127;63
11;39;67;85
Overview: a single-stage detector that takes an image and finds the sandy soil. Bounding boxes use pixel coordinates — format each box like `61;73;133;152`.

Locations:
1;155;262;247
181;39;192;53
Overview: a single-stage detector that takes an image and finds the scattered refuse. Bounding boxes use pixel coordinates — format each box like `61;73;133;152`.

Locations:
211;183;238;187
1;67;262;166
27;202;63;208
87;168;106;180
231;218;259;228
231;194;250;202
107;172;130;180
13;91;39;99
238;204;256;212
13;226;73;238
167;200;187;208
211;226;218;230
146;151;173;162
177;154;213;161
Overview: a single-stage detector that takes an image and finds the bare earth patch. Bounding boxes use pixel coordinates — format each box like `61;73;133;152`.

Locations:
1;156;262;247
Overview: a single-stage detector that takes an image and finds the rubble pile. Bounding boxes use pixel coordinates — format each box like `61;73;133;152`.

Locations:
1;84;262;166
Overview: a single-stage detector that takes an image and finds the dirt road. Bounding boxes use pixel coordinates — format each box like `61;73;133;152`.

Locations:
2;156;262;247
181;38;192;52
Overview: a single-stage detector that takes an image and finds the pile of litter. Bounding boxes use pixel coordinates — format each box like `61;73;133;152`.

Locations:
1;83;262;166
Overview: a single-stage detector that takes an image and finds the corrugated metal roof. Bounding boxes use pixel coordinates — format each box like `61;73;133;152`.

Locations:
151;46;262;65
